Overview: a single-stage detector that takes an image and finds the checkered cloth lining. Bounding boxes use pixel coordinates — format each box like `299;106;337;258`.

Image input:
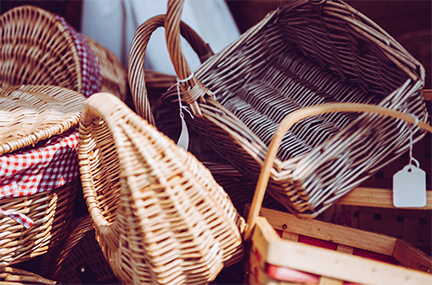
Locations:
0;129;79;228
54;15;102;98
0;15;102;228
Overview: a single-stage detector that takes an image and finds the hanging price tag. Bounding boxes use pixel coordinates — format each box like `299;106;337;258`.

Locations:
177;113;189;151
393;164;426;207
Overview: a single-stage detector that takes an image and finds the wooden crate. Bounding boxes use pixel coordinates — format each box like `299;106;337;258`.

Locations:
246;206;432;285
320;90;432;255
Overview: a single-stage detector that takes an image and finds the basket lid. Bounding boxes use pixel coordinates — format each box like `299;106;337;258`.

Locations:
0;85;84;155
0;85;84;228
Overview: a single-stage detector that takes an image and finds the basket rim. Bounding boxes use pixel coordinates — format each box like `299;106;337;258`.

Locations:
0;85;85;155
0;5;83;94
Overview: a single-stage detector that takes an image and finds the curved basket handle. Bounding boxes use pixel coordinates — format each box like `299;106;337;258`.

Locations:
128;13;213;123
166;0;212;117
79;93;136;254
244;103;432;240
165;0;194;82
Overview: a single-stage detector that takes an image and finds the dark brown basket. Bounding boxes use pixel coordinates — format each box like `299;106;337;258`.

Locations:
129;0;428;218
42;217;120;285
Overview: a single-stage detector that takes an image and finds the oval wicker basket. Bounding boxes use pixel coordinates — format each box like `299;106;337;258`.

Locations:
78;92;244;285
0;5;127;101
0;85;84;266
130;0;428;218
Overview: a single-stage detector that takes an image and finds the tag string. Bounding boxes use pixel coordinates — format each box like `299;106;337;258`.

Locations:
176;72;195;119
409;114;420;168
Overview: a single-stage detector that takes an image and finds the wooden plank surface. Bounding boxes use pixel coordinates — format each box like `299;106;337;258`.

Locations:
253;217;432;285
423;90;431;101
393;239;432;273
254;206;397;256
335;187;432;209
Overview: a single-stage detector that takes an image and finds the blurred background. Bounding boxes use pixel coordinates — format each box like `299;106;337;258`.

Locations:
1;0;430;87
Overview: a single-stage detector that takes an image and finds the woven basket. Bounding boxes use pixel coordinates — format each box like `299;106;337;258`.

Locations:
130;0;428;218
0;267;57;284
0;5;127;101
0;85;84;266
128;14;229;166
78;92;244;285
243;103;432;284
43;217;120;285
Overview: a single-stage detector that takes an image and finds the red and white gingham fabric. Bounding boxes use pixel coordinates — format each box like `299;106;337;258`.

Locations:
54;15;102;98
0;14;103;228
0;129;80;228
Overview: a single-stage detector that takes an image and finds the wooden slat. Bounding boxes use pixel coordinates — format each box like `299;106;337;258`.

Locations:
393;239;432;273
335;187;432;209
253;217;432;285
336;244;354;255
318;276;344;285
423;90;431;101
253;206;397;256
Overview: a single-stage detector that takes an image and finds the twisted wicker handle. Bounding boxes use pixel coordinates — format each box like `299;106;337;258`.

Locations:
165;0;194;83
244;103;432;240
128;13;213;123
79;93;136;253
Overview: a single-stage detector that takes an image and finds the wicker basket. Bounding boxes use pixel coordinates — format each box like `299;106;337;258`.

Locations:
244;103;432;284
78;92;244;285
42;217;120;285
0;5;127;101
0;85;84;266
0;267;57;284
127;14;230;165
130;0;428;218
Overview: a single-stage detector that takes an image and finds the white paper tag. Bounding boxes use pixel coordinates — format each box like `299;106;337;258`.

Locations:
177;115;189;151
393;164;426;207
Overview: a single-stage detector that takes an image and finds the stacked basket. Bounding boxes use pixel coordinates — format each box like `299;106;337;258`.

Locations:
0;5;127;267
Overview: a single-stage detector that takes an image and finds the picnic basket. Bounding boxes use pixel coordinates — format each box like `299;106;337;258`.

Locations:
130;0;428;218
244;102;432;285
78;92;245;285
0;85;85;266
0;5;127;101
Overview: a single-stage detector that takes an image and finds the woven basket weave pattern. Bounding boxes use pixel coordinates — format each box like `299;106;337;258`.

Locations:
79;93;244;285
0;6;82;92
159;0;427;217
0;181;76;266
0;5;127;101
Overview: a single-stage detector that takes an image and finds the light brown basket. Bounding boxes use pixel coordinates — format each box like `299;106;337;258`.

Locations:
244;103;432;284
127;14;241;194
78;92;244;285
0;5;127;101
129;0;428;218
0;182;77;268
0;85;84;155
0;266;57;284
0;85;84;266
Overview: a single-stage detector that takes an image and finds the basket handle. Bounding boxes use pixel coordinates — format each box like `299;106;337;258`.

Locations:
128;13;213;123
79;93;138;254
166;0;213;117
244;103;432;240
